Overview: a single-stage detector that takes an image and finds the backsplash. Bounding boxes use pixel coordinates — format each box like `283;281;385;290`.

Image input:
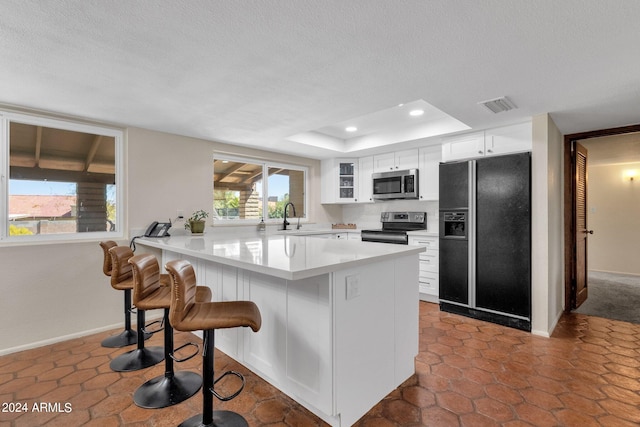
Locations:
342;200;439;230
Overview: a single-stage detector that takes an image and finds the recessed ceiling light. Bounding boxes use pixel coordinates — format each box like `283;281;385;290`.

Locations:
345;126;358;132
409;109;424;116
398;103;404;107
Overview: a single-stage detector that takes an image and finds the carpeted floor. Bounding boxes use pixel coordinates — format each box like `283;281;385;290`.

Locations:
573;270;640;324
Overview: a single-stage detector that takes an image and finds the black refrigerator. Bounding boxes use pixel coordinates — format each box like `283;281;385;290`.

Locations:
439;152;531;331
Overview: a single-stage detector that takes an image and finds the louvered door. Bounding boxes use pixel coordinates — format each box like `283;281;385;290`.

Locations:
574;142;589;308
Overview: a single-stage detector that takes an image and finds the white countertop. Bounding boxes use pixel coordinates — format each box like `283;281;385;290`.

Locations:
137;232;425;281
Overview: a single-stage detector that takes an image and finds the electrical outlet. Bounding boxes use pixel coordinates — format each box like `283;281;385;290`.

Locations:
345;275;361;300
177;209;184;219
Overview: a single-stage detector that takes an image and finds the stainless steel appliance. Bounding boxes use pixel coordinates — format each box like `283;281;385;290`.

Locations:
361;211;427;245
372;169;419;200
439;153;531;331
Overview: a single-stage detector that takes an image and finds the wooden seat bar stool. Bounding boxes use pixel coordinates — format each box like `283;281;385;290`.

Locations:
166;259;261;427
99;240;141;348
129;253;213;408
109;246;165;372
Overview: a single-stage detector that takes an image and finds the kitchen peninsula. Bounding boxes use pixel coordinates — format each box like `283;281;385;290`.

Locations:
137;232;424;426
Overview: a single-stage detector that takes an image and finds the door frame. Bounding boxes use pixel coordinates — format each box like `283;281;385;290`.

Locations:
563;123;640;311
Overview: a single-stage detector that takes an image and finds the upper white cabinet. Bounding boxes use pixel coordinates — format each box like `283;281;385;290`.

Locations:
441;122;532;162
484;122;533;156
322;157;375;204
321;158;358;204
373;149;419;172
357;156;374;203
441;131;485;162
418;145;441;201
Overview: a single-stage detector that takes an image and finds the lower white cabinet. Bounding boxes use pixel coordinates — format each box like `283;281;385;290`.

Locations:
409;235;439;302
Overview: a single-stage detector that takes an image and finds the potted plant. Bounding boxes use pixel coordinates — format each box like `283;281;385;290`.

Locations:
185;209;209;234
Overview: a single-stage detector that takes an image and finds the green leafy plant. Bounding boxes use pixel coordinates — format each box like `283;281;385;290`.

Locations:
185;209;209;230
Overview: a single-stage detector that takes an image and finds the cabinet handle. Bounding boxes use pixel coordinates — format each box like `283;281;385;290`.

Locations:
487;149;493;153
478;150;483;154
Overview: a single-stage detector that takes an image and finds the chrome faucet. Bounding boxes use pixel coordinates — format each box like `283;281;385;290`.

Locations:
282;202;297;231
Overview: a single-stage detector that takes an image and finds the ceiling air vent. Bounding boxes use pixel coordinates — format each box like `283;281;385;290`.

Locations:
478;96;517;114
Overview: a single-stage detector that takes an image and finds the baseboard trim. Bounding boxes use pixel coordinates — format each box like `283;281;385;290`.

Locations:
589;269;640;278
0;312;164;356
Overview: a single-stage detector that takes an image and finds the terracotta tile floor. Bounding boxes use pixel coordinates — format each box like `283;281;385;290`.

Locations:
1;302;640;426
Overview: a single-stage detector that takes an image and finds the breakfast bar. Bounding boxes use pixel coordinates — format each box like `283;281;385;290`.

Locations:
137;233;423;427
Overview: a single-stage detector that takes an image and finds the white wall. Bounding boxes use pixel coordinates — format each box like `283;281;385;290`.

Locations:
126;127;342;231
0;125;340;355
0;241;127;354
342;200;438;231
588;162;640;275
531;114;564;336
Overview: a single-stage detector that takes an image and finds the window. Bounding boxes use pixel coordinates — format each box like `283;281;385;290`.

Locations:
213;156;307;222
0;110;124;242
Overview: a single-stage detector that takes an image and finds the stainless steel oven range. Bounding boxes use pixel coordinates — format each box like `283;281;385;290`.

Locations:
361;211;427;245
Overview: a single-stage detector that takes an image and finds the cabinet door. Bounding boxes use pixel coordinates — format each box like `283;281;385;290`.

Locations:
442;132;485;162
484;122;532;157
373;152;395;172
357;156;374;203
418;146;440;200
337;160;357;202
321;158;358;204
320;159;337;204
395;149;419;170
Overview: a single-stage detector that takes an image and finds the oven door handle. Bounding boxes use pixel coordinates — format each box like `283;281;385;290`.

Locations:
361;232;408;244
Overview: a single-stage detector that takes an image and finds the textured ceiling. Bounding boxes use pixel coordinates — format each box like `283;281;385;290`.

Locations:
1;1;640;159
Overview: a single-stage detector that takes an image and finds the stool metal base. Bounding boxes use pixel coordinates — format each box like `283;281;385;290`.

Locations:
101;329;151;348
110;347;164;372
134;371;202;409
179;410;248;427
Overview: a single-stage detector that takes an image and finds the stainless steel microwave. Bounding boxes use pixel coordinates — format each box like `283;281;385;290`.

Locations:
372;169;419;200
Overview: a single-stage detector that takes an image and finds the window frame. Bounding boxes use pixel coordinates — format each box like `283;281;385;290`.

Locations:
213;154;308;225
0;109;125;245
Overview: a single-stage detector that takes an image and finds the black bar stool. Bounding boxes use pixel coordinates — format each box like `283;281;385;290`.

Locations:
166;259;261;427
129;253;213;408
109;246;164;372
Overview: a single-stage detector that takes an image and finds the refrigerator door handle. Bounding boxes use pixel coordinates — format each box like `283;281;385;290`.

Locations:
468;160;476;309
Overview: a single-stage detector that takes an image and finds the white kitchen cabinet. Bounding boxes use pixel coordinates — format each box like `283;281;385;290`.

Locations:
484;122;532;157
409;235;439;302
441;122;531;162
306;233;334;239
304;233;344;239
321;158;358;204
373;149;419;172
357;156;374;203
418;145;440;200
347;231;361;241
441;131;485;162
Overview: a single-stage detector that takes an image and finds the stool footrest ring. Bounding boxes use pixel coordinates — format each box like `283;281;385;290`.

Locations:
211;370;245;401
170;342;199;363
141;319;164;335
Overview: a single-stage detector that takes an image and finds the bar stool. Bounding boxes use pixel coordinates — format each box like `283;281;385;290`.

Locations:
129;253;213;408
99;240;141;348
166;259;261;427
109;246;164;372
